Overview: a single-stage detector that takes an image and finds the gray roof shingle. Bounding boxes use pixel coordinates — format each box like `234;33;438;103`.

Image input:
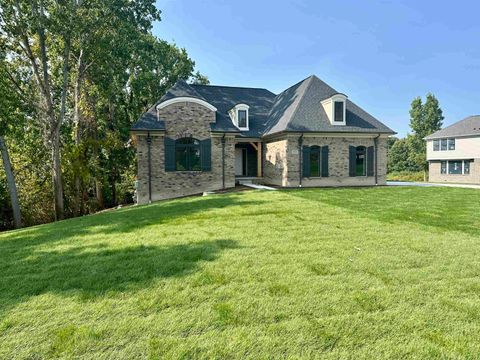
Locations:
132;75;395;136
425;115;480;139
131;111;165;131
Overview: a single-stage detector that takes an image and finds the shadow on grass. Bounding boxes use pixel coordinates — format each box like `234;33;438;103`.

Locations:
0;239;238;318
286;186;480;236
0;194;263;249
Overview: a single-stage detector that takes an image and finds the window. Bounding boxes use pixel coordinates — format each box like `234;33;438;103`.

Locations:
175;137;201;171
356;146;366;176
464;160;471;174
441;139;447;151
433;140;439;151
238;110;247;128
448;160;462;175
440;161;447;174
448;138;455;150
309;146;321;177
334;101;344;122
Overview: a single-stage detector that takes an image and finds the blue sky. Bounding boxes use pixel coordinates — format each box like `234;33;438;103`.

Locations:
153;0;480;137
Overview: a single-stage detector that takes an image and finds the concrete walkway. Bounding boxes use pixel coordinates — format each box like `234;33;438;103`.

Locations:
387;181;480;189
243;183;277;191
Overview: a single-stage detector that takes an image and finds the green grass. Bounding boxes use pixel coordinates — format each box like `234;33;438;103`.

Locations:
1;187;480;359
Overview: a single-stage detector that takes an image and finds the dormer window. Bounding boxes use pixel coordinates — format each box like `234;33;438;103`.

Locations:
238;110;247;128
321;94;347;125
229;104;250;130
334;101;344;122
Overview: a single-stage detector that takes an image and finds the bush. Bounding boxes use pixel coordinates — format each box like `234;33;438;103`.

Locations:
387;171;425;182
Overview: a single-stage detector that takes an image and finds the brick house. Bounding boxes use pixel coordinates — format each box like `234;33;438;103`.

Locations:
426;115;480;184
130;75;395;204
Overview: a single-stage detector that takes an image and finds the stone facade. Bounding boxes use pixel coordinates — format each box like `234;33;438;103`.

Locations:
263;139;289;186
264;135;388;187
429;159;480;184
136;102;235;204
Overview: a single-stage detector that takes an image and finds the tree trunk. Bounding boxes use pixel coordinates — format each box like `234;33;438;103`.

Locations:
0;136;22;228
95;178;104;209
51;125;64;220
73;49;85;215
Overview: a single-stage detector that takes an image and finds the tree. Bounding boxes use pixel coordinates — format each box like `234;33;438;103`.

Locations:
0;55;27;228
408;93;444;177
189;71;210;85
0;0;79;220
0;1;207;229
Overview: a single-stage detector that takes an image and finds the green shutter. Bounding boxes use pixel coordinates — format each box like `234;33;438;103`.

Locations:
201;138;212;171
349;146;356;177
302;146;311;178
367;146;374;176
321;146;329;177
164;137;175;171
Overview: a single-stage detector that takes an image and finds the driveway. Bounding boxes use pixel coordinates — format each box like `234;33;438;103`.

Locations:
387;181;480;189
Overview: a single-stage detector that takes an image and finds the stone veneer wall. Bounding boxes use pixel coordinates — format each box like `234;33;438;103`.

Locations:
429;159;480;184
136;101;235;204
263;139;289;186
264;135;388;187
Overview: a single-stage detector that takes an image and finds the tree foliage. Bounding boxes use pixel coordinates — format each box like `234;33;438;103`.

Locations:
0;1;207;230
388;94;444;174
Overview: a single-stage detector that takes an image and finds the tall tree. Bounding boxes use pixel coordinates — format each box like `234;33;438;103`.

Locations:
0;0;79;220
407;94;444;178
0;54;28;228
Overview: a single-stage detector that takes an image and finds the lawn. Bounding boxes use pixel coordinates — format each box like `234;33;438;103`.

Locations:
1;187;480;359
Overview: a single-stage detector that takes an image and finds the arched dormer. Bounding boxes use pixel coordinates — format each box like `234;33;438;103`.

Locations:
321;94;347;125
228;104;250;131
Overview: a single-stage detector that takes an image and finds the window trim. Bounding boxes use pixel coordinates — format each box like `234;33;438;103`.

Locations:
448;138;455;150
174;137;202;172
440;159;472;175
434;138;456;151
229;104;250;131
334;101;344;122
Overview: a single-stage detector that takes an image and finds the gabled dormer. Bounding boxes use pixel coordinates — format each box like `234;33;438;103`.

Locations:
321;93;347;126
228;104;250;131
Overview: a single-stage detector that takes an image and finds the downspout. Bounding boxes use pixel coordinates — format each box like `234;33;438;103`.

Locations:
298;133;304;187
221;134;226;189
374;134;380;185
146;132;152;203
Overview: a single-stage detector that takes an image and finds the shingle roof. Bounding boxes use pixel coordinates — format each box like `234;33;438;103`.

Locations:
131;110;165;131
191;84;276;137
425;115;480;139
132;75;395;136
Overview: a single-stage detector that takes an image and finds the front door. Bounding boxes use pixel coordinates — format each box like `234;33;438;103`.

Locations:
235;148;246;176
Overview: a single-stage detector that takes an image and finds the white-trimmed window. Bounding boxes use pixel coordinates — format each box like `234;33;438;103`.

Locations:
321;94;347;125
229;104;250;130
436;138;455;151
441;160;472;175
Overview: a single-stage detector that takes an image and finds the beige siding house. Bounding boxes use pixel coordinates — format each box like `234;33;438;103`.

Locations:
131;75;395;204
426;116;480;184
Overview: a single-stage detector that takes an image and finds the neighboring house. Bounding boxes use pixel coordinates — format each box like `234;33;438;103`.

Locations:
425;115;480;184
130;75;395;204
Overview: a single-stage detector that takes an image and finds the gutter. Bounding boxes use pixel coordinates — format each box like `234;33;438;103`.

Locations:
374;134;380;185
146;132;152;203
221;133;226;189
298;133;304;187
